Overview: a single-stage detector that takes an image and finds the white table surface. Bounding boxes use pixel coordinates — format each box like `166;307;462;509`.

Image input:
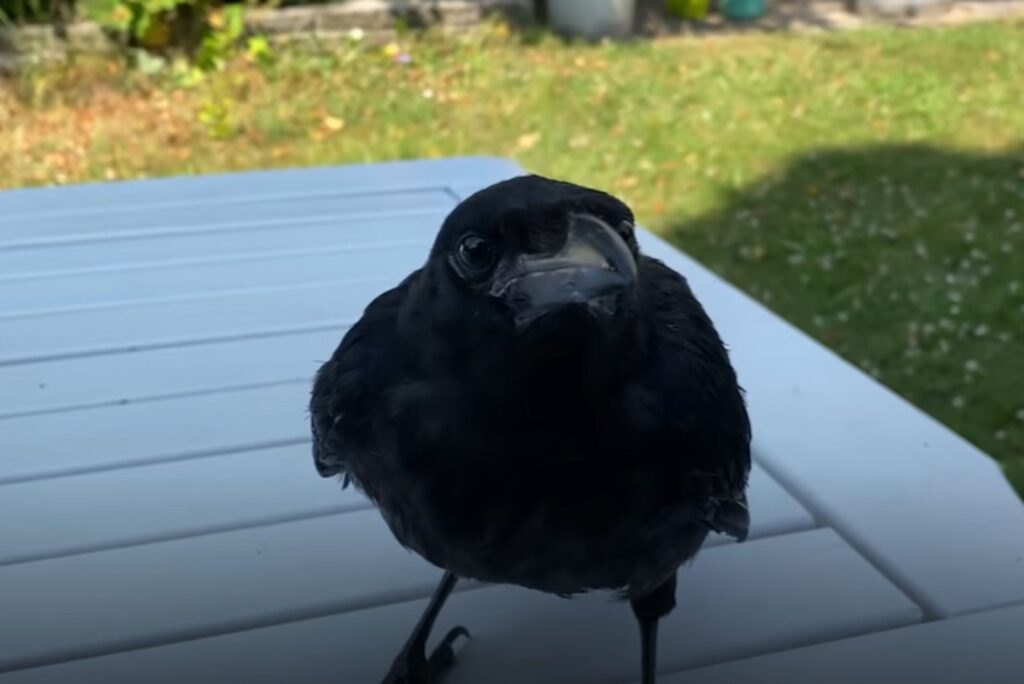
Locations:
1;157;1021;683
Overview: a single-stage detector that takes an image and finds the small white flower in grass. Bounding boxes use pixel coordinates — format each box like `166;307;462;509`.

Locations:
998;332;1013;342
995;430;1007;441
965;359;980;373
1002;242;1013;254
949;305;960;316
837;310;849;323
965;232;976;243
951;395;966;409
1009;281;1021;294
948;290;962;303
322;115;345;131
348;28;366;42
1016;408;1024;422
946;274;958;285
974;324;989;337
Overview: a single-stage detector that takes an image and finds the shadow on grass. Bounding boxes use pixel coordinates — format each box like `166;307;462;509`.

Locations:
660;144;1024;495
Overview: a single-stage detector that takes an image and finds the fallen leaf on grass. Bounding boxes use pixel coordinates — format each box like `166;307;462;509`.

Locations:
517;132;541;150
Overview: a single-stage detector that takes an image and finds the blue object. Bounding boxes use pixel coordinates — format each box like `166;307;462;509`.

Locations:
720;0;767;21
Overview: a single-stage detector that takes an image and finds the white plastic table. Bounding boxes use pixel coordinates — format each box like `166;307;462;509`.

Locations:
1;157;1021;683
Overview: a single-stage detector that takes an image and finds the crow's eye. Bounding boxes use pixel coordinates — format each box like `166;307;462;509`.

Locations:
453;234;498;279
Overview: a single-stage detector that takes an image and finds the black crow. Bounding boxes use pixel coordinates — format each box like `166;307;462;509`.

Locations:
309;175;751;684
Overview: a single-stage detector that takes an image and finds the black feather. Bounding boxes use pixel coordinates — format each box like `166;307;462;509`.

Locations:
309;175;752;599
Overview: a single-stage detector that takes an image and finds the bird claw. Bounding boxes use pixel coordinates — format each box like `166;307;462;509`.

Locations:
380;626;471;684
427;626;470;673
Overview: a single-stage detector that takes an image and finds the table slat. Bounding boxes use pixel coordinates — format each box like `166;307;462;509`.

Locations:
0;529;919;680
669;603;1024;684
0;211;440;280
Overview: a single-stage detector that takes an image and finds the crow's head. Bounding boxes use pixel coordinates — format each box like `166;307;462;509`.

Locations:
421;175;640;337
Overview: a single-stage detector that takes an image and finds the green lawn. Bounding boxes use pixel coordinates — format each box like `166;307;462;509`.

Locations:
2;19;1022;492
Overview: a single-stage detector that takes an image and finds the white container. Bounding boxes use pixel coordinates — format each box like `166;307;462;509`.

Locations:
547;0;637;40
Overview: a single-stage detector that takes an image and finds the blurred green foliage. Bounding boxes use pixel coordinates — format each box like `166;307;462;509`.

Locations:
0;0;264;71
0;0;276;25
83;0;197;40
0;0;72;24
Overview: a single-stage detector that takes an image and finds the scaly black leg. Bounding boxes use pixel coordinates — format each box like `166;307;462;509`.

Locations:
630;574;677;684
381;571;469;684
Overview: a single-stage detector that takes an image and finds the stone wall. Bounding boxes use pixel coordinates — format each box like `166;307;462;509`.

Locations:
0;0;534;72
852;0;952;17
248;0;534;39
0;21;113;73
1;0;1020;73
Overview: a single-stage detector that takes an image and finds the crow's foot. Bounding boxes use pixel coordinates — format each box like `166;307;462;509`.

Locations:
380;626;470;684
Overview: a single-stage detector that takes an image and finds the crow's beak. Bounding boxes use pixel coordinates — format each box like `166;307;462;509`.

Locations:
491;213;637;328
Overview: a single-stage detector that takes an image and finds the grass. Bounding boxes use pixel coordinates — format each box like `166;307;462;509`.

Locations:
1;20;1022;493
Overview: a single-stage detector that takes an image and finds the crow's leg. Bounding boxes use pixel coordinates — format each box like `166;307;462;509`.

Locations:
630;574;677;684
381;571;469;684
